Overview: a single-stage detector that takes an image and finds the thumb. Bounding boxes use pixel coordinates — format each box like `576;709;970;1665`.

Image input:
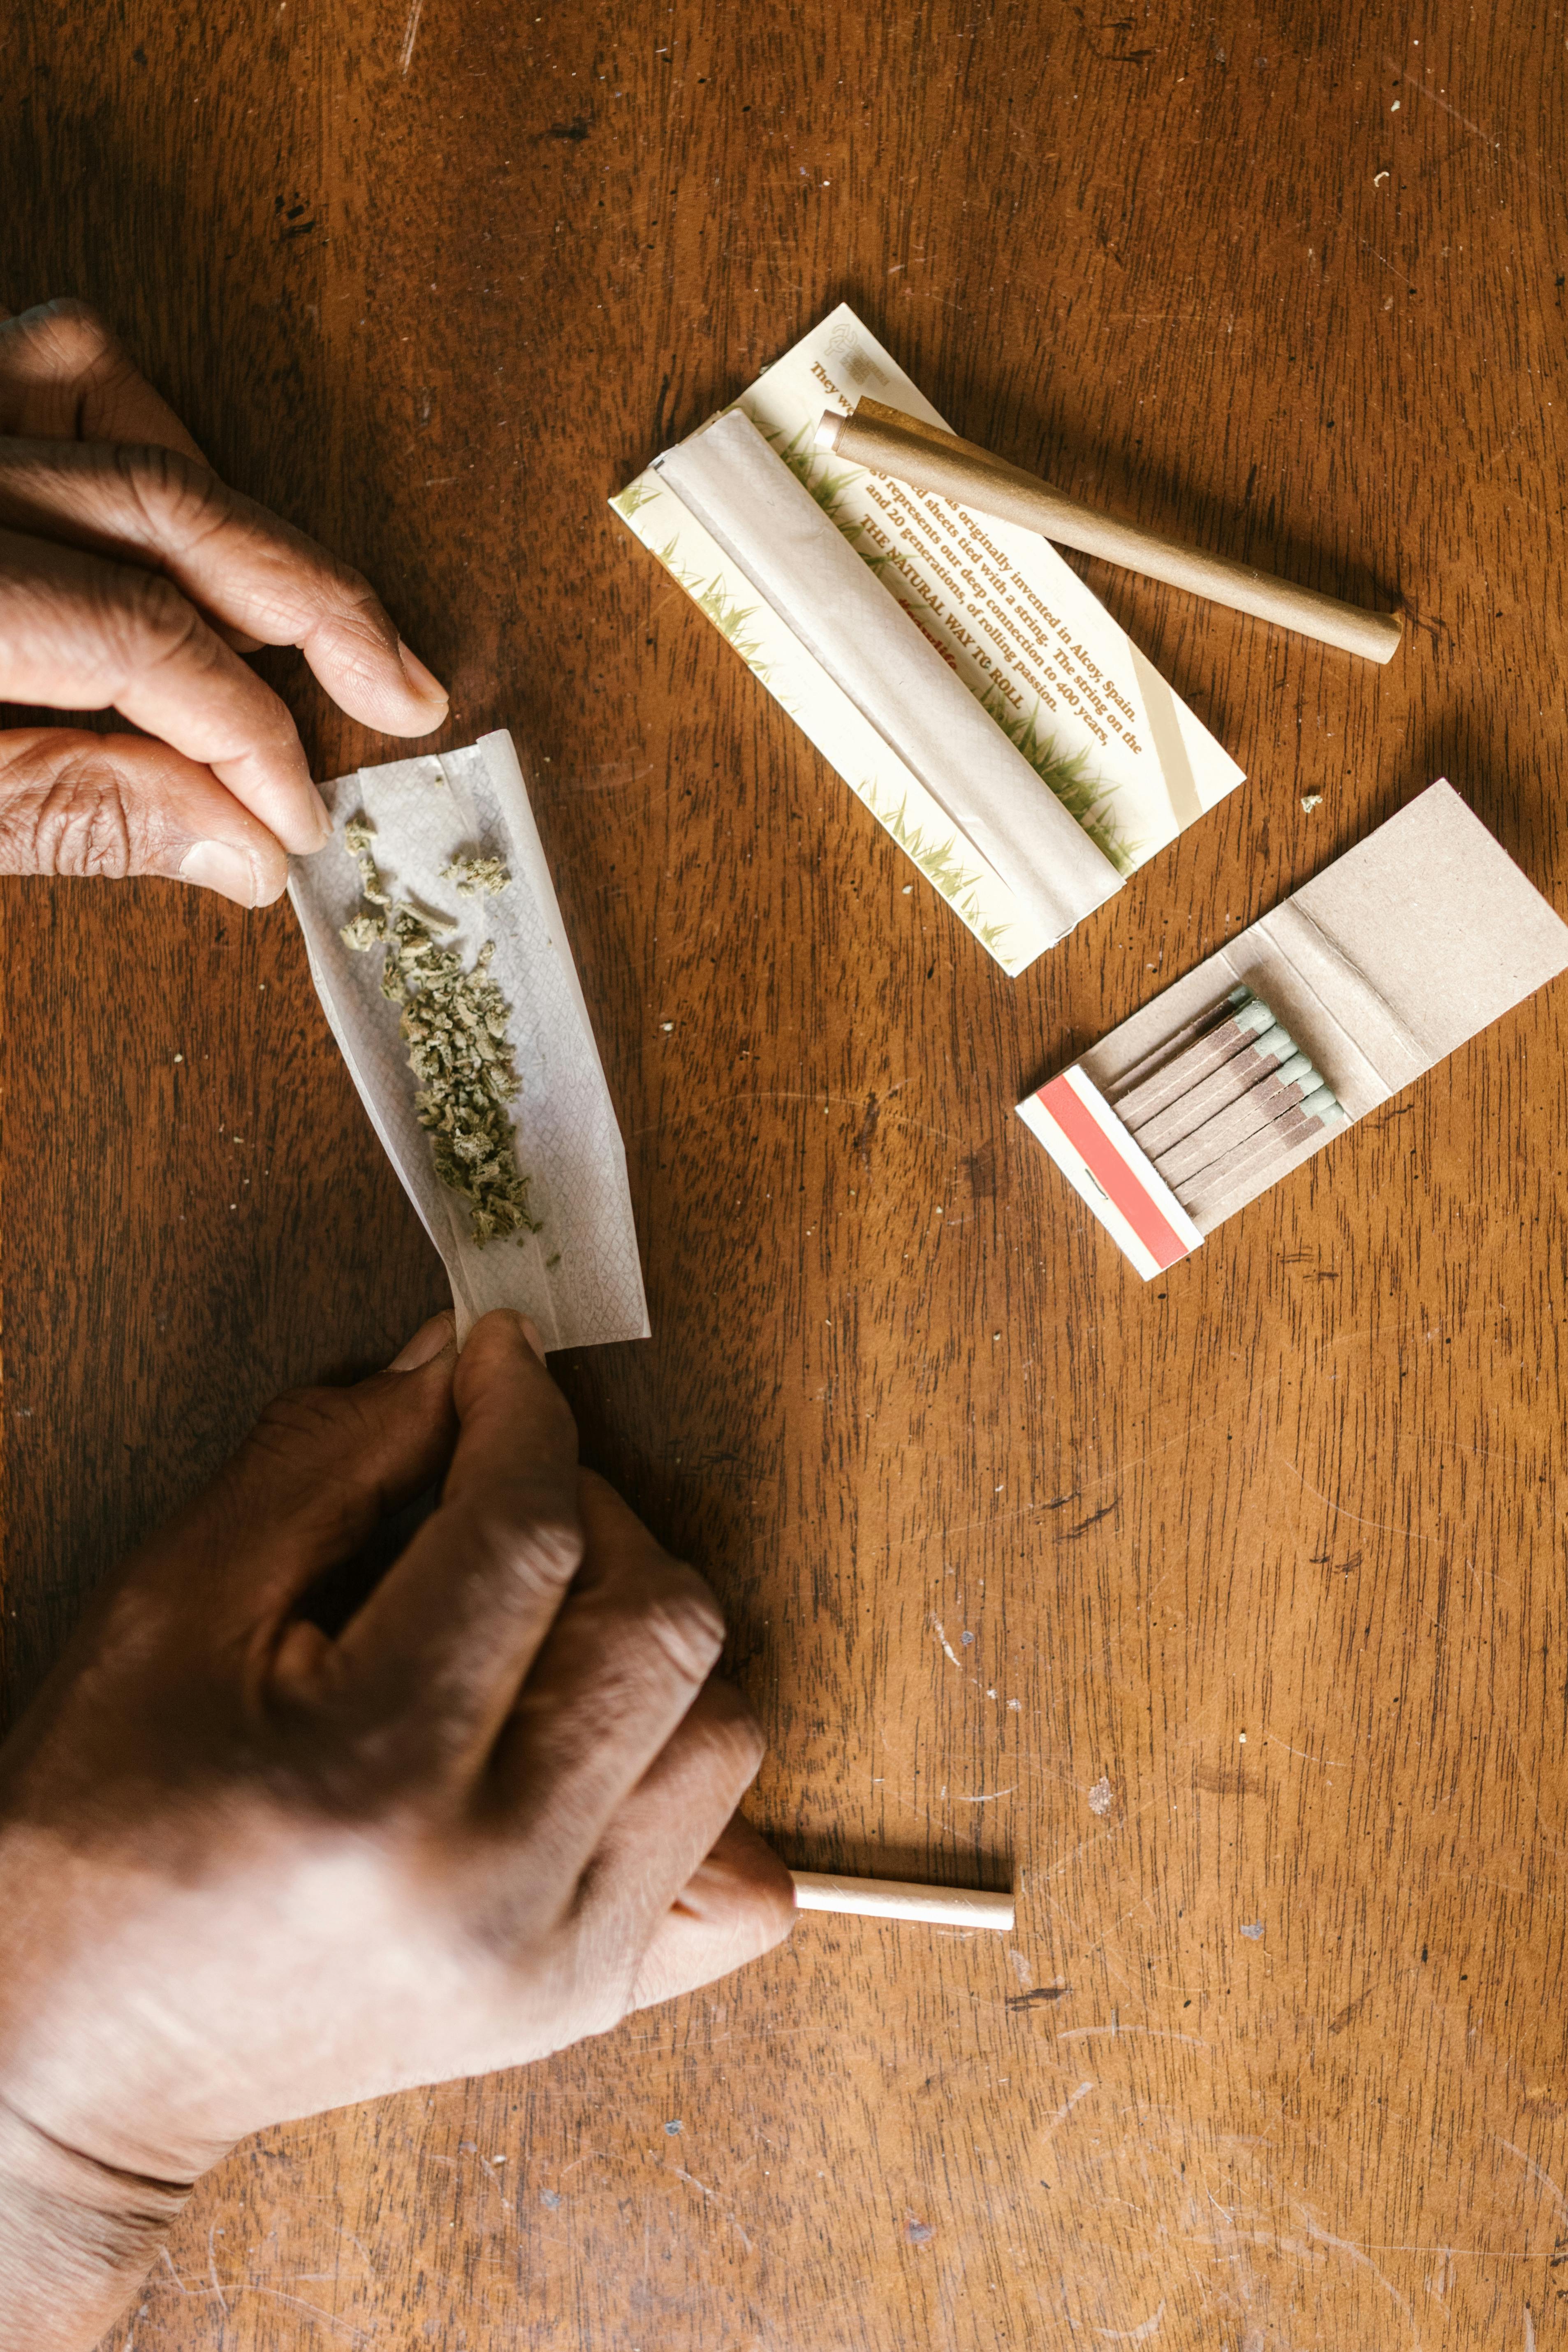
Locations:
0;726;290;905
157;1312;461;1633
628;1814;797;2014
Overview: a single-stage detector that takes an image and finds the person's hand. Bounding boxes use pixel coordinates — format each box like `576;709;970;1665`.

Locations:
0;297;449;906
0;1310;793;2351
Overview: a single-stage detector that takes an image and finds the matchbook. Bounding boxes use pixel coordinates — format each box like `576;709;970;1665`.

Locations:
1017;782;1568;1276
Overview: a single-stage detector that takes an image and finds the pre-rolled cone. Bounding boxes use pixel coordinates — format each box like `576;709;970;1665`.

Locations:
820;399;1405;667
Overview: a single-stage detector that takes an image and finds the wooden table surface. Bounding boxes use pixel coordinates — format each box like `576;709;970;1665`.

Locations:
5;2;1567;2345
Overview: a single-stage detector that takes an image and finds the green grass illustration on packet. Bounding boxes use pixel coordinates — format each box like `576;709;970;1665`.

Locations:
611;478;660;520
978;686;1135;874
852;781;1015;963
652;538;775;683
758;415;866;529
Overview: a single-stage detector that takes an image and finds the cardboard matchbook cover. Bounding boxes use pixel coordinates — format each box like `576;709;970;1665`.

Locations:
612;304;1244;975
1017;782;1568;1278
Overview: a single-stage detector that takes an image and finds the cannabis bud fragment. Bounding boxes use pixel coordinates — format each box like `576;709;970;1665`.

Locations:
443;853;512;897
339;816;540;1249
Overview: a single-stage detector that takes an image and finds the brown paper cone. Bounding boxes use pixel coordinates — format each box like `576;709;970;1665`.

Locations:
818;398;1404;665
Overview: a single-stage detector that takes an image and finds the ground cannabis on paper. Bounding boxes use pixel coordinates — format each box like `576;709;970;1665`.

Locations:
443;852;512;898
339;817;539;1248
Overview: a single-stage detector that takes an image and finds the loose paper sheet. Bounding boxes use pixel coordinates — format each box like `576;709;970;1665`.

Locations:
288;730;651;1351
613;303;1245;973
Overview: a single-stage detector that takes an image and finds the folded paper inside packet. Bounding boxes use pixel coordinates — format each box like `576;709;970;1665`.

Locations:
656;408;1123;947
288;729;651;1352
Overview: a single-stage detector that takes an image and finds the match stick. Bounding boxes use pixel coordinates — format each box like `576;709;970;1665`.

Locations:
817;399;1404;666
1102;983;1253;1105
789;1870;1015;1931
1126;1020;1297;1157
1175;1093;1349;1222
1109;993;1274;1127
1152;1054;1325;1187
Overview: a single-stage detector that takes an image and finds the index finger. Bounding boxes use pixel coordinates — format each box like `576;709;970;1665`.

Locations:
0;440;449;736
0;299;208;457
0;528;329;853
336;1314;584;1749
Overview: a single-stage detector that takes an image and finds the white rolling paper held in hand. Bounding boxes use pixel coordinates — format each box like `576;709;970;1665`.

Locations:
288;729;650;1352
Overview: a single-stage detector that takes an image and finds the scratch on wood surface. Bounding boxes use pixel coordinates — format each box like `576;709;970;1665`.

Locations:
294;2215;378;2275
1058;2023;1210;2051
154;2251;371;2348
1365;2245;1568;2258
933;1371;1294;1551
547;758;660;799
1061;1500;1117;1539
668;2164;755;2253
206;2229;228;2315
397;0;423;75
1358;236;1407;280
930;1614;963;1667
1041;2079;1096;2136
1265;1734;1348;1768
1178;2208;1423;2345
1035;1807;1155;1884
1329;1983;1382;2036
1388;59;1561;193
239;2287;371;2342
1496;1738;1568;1860
1292;2206;1425;2347
1270;1449;1434;1547
1095;2301;1167;2344
1077;1893;1160;1965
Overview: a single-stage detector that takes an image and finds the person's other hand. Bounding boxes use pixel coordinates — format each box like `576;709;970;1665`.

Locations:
0;1311;793;2350
0;297;449;907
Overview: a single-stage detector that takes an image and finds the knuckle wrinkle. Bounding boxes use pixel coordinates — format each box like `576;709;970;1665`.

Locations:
247;1385;353;1463
114;566;204;665
460;1496;582;1600
640;1576;726;1681
39;298;115;371
116;442;227;545
514;1510;585;1589
26;753;134;879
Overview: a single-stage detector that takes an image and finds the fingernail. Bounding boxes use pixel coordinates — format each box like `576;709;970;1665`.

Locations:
179;839;259;906
519;1315;546;1363
389;1310;455;1371
397;639;449;707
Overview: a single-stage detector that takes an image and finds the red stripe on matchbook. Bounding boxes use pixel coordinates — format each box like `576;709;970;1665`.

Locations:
1038;1076;1193;1271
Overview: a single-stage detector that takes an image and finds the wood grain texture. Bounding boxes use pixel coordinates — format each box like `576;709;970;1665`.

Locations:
3;1;1567;2344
